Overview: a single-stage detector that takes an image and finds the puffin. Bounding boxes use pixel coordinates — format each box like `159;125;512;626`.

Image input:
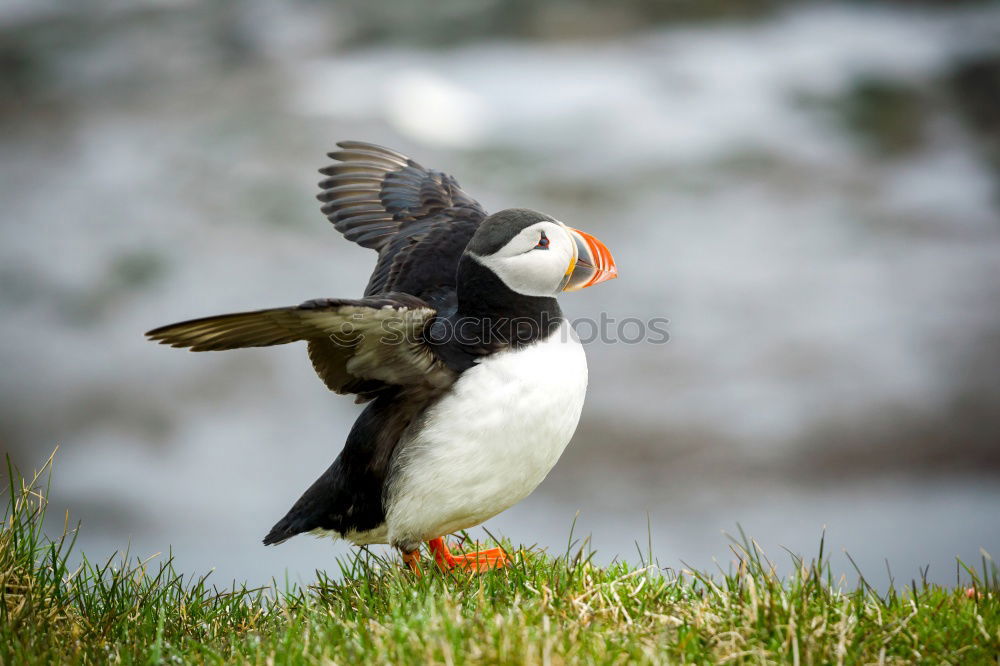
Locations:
147;141;617;573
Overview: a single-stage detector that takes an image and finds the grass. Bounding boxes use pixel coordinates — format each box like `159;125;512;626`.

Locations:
2;456;998;665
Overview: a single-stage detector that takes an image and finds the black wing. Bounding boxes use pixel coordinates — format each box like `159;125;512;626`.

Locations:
318;141;487;305
146;294;456;402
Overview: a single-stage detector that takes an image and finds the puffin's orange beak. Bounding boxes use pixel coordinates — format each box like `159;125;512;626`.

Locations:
562;227;618;291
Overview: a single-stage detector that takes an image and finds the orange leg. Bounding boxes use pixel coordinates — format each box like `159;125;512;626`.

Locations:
427;537;509;572
401;548;422;576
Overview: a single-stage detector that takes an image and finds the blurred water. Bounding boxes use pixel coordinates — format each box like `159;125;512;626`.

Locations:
2;2;999;588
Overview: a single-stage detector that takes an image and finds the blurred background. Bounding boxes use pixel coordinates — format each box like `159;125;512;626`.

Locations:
2;0;999;588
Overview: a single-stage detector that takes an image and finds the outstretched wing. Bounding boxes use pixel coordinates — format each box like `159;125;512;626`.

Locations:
146;294;456;401
318;141;487;302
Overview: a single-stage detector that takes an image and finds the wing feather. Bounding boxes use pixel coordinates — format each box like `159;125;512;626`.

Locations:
317;141;487;299
146;295;455;399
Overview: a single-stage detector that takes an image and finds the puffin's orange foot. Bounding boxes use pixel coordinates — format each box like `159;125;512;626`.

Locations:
451;547;509;572
427;537;509;573
401;549;422;576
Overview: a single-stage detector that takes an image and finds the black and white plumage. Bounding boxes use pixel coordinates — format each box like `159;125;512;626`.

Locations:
147;141;617;569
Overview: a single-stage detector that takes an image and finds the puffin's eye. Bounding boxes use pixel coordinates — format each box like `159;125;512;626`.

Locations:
535;231;550;250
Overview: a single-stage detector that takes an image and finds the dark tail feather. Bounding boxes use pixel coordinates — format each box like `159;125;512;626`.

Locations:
262;520;295;546
262;512;332;546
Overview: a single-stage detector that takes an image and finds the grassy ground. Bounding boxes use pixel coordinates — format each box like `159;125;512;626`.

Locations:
2;458;998;665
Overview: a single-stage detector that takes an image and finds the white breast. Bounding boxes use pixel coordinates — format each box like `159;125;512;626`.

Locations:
384;320;588;548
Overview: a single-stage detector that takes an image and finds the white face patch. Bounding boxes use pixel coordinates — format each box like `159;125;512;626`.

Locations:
470;221;576;297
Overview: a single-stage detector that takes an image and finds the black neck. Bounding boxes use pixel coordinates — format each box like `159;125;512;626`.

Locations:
427;255;563;369
456;255;561;322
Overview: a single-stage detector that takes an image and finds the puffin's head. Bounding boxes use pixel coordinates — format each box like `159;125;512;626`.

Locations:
466;208;618;297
